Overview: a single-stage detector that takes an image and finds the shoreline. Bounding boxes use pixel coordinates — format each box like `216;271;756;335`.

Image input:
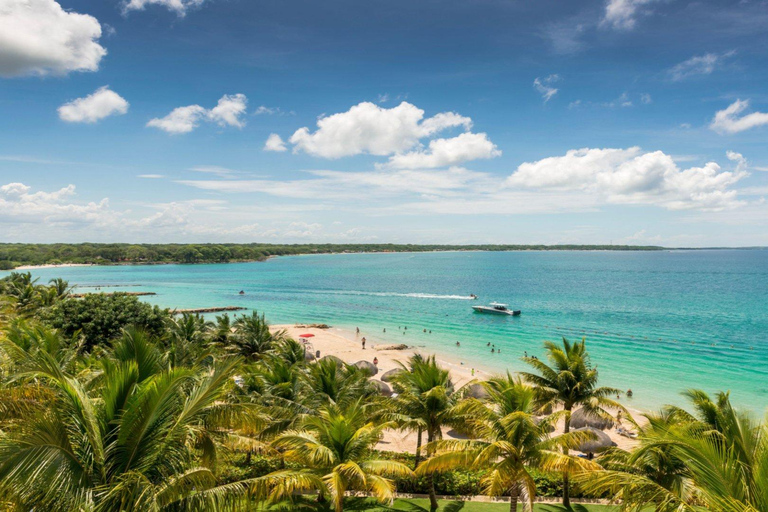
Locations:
274;323;646;454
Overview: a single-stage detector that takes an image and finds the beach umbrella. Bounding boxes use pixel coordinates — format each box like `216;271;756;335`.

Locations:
570;407;615;430
572;426;615;454
465;382;490;399
380;368;404;382
372;380;392;397
320;355;344;365
299;333;315;339
354;360;378;376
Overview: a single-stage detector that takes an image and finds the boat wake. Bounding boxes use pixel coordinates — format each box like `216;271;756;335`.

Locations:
304;289;476;300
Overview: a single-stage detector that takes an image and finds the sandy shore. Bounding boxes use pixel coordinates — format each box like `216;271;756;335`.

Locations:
274;324;644;454
13;263;94;270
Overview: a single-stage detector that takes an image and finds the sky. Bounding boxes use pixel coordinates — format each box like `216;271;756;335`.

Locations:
1;0;767;246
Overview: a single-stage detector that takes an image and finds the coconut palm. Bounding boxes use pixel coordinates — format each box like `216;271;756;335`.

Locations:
583;390;768;512
163;312;214;367
255;400;414;512
391;354;456;511
520;337;623;508
230;311;288;361
0;326;260;511
576;409;696;512
304;356;374;409
418;375;599;512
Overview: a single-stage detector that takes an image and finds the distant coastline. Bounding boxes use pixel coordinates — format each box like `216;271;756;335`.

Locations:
1;242;765;270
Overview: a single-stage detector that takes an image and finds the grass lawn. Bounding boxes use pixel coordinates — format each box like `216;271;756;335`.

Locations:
344;498;620;511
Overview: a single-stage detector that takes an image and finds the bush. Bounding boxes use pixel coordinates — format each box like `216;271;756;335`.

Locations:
43;293;169;350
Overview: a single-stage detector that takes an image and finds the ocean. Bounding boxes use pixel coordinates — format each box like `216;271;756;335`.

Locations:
10;250;768;412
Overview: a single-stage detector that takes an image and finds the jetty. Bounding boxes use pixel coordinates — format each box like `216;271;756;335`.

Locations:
71;291;157;298
172;306;246;314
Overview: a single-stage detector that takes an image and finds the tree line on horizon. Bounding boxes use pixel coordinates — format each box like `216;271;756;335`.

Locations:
1;271;766;512
0;243;667;269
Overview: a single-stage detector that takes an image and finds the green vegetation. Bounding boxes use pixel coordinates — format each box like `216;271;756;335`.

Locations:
1;271;766;512
0;243;666;269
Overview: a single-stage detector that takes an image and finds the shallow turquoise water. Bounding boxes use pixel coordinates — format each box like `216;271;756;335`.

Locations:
11;250;768;412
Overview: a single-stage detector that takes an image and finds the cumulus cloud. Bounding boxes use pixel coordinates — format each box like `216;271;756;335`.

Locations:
208;94;248;128
122;0;205;16
288;101;472;158
669;51;735;81
264;133;287;152
0;0;106;77
601;0;657;30
507;147;747;210
0;182;110;225
710;100;768;134
533;75;560;102
147;94;247;134
57;86;129;123
384;132;501;169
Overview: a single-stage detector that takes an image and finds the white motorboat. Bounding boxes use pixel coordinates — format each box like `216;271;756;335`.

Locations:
472;302;521;316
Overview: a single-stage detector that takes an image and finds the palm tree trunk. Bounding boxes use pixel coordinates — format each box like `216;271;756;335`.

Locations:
414;426;423;468
509;483;519;512
427;427;438;511
563;406;572;509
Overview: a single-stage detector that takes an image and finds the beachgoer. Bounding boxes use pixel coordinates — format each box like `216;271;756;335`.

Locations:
373;357;378;366
356;327;360;335
626;389;633;398
361;337;366;350
429;330;432;333
491;348;495;353
471;368;475;376
524;351;528;357
423;329;426;333
383;328;386;333
487;342;491;347
456;341;460;346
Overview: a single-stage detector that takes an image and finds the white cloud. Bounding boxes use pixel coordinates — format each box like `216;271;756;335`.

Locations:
507;147;747;211
601;0;657;30
604;92;633;108
384;132;501;169
0;182;110;225
669;52;734;82
138;174;165;179
0;0;106;77
288;101;472;158
533;75;560;102
640;93;652;104
189;166;242;178
147;94;247;134
710;99;768;134
122;0;205;16
264;133;287;152
207;94;247;128
57;86;129;123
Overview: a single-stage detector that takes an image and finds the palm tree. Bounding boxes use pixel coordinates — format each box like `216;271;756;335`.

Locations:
391;354;456;511
418;375;599;512
520;337;622;508
582;390;768;512
304;356;374;409
230;311;288;361
163;312;213;367
0;326;260;511
577;409;695;512
255;400;414;512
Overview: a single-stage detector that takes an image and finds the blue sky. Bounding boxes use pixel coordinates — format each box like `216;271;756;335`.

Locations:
1;0;767;246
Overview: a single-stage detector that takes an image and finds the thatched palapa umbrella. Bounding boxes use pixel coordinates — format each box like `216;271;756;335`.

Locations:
354;360;378;376
570;407;615;430
380;368;403;382
573;426;615;454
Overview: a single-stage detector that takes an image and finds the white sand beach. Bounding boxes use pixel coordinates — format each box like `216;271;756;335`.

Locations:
274;324;645;454
13;263;94;270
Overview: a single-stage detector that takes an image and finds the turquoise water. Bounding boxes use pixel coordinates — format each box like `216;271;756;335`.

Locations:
10;250;768;412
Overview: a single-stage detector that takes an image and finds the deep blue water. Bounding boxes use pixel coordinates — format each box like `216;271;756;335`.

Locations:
11;250;768;411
